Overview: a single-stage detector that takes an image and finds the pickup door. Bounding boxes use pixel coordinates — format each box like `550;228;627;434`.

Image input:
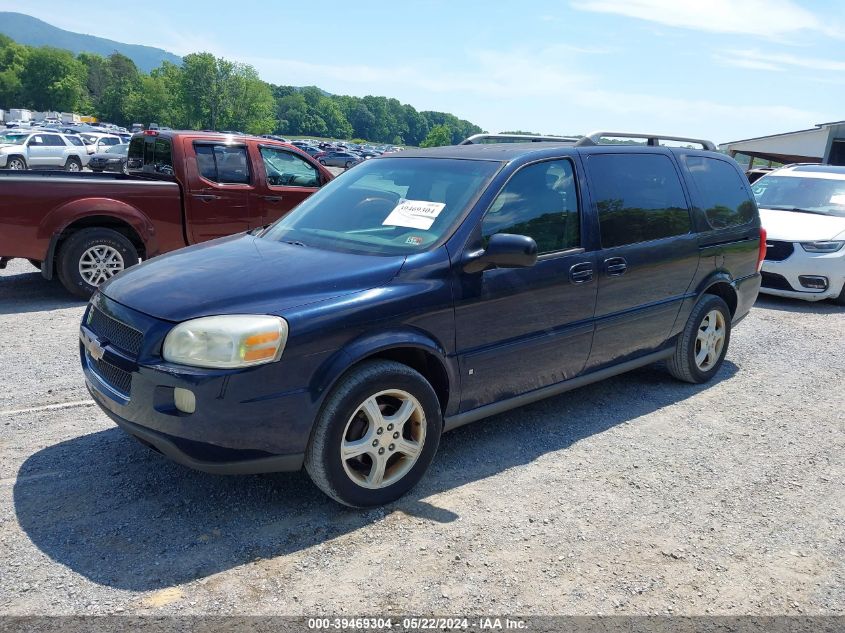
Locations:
180;138;325;243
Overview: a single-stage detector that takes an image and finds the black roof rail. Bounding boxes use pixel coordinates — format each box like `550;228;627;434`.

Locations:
575;131;717;151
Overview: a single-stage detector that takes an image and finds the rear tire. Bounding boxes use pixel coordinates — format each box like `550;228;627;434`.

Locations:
319;159;327;165
305;360;442;507
64;157;82;172
345;161;353;168
667;295;732;384
56;228;139;298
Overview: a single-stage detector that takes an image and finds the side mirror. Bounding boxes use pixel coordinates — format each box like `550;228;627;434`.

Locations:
463;233;538;273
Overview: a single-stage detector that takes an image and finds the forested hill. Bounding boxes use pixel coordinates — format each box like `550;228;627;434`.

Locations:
0;19;482;145
0;12;182;73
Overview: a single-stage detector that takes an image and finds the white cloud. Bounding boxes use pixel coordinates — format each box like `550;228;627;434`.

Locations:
717;49;845;72
571;0;842;38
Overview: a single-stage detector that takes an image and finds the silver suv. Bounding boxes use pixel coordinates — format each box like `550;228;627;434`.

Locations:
0;130;90;171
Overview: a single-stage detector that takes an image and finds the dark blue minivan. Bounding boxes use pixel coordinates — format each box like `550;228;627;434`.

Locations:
80;133;764;506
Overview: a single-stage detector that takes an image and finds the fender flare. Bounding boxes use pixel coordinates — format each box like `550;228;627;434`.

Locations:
309;327;460;416
38;198;159;278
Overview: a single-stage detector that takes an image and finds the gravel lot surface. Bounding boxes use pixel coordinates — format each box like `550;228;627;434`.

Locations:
0;257;843;616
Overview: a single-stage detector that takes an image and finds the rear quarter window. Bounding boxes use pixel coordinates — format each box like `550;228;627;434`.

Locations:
682;155;755;229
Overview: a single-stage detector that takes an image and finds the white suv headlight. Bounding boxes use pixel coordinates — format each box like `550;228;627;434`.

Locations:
163;315;288;369
800;241;844;253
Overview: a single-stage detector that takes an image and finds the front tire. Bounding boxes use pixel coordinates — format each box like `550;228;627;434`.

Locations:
6;156;26;170
56;228;139;298
831;283;845;306
305;360;442;507
667;295;731;384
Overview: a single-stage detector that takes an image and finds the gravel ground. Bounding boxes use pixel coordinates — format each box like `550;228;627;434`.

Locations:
0;257;843;617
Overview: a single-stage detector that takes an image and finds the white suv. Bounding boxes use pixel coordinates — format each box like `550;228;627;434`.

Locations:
0;130;90;171
753;164;845;305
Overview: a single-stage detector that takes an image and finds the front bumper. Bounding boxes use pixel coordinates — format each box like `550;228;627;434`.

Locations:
80;296;315;474
761;244;845;301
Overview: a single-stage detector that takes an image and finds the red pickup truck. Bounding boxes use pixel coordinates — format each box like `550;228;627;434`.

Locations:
0;130;334;297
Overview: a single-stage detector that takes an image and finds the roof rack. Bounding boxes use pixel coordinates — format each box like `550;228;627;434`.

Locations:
460;133;579;145
575;131;717;151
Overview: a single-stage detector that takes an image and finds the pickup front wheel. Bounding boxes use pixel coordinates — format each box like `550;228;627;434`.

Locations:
56;228;139;298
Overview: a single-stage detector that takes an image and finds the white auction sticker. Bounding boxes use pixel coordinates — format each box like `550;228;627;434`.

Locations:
383;199;446;230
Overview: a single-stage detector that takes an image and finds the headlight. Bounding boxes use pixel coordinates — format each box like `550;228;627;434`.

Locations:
800;241;844;253
163;315;288;369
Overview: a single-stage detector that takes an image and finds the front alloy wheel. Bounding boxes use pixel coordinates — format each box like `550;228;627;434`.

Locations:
341;390;426;489
306;360;442;507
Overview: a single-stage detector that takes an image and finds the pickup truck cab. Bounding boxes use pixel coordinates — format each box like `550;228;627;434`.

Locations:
0;130;333;297
80;132;764;507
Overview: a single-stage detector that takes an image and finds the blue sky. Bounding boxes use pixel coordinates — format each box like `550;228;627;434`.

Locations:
3;0;844;143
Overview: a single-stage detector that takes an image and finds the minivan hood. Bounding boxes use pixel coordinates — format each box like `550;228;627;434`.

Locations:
759;207;845;242
101;234;406;322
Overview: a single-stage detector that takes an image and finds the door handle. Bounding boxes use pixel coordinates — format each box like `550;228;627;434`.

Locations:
262;195;284;203
569;262;594;284
192;193;221;202
604;257;628;276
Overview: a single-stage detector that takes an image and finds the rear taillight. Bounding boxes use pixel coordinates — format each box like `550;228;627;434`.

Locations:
757;227;767;272
143;130;158;136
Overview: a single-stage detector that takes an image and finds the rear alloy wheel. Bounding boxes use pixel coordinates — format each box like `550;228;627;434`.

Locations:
667;295;731;384
305;360;442;507
57;228;139;298
319;159;327;165
64;157;82;172
6;156;26;170
345;160;354;169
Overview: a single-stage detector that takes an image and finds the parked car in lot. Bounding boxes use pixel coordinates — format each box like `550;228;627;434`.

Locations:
0;130;333;297
78;132;764;507
79;133;123;155
752;164;845;304
318;150;362;168
0;130;90;171
88;143;129;174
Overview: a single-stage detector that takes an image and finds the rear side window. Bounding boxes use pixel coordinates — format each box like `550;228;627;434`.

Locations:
482;159;580;253
153;138;172;169
587;154;691;248
682;155;755;229
65;135;83;146
44;134;66;146
195;144;250;184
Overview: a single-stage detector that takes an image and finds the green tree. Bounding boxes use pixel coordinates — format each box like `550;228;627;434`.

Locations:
20;46;85;111
0;35;28;107
420;124;452;148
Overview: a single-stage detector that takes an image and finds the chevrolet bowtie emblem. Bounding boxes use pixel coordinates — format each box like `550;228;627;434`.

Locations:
80;331;106;361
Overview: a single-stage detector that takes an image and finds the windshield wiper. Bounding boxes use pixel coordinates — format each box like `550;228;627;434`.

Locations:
284;240;308;247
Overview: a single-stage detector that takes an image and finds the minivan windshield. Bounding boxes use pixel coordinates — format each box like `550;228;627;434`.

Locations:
752;174;845;217
261;157;501;255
